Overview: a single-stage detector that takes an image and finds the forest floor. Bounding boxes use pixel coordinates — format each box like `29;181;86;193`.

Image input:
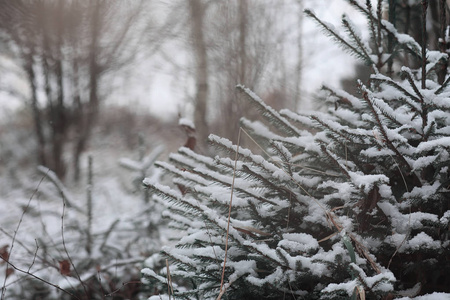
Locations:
0;106;183;298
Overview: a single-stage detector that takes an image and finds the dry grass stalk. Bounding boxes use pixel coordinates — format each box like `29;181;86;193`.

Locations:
217;129;242;299
166;259;174;300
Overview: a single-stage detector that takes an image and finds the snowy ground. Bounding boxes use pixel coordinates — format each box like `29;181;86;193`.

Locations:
0;116;181;298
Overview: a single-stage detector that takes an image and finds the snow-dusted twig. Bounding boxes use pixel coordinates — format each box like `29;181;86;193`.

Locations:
37;166;83;213
103;280;142;298
0;257;79;299
27;239;39;273
60;188;88;297
64;257;145;290
119;142;165;203
0;228;58;272
1;172;47;300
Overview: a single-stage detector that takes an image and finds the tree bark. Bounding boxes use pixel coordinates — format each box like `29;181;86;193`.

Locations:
73;1;101;182
295;0;304;111
189;0;209;148
238;0;248;85
25;54;47;167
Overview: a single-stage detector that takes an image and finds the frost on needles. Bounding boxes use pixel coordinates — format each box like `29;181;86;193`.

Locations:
142;1;449;299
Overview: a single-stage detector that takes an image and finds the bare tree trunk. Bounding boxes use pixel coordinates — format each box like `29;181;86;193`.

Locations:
52;1;67;179
238;0;248;86
1;0;149;182
73;1;101;182
437;0;448;84
51;57;67;179
217;0;248;144
189;0;209;148
294;0;304;111
25;54;47;167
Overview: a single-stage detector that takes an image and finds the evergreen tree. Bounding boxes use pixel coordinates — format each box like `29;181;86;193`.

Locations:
142;0;450;298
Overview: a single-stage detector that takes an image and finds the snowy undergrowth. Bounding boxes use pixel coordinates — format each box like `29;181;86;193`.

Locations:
0;127;167;299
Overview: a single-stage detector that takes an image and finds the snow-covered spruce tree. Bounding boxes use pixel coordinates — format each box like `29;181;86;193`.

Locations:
142;1;449;299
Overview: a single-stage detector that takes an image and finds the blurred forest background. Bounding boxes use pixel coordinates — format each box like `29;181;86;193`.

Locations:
0;0;362;184
0;0;400;298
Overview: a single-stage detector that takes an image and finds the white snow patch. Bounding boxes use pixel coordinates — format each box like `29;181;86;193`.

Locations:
397;292;450;300
407;232;441;251
178;117;195;129
322;279;358;296
278;233;319;253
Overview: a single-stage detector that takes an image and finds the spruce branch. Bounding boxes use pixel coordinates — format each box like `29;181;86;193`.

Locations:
342;15;375;68
348;0;422;59
208;134;293;185
208;134;255;163
401;67;429;133
345;0;372;17
236;85;301;137
167;152;280;206
423;121;436;142
320;145;352;180
234;127;332;212
347;232;381;274
369;102;402;128
435;74;450;94
321;85;365;111
241;164;293;199
145;183;245;245
270;141;293;177
304;9;367;62
144;181;199;212
240;118;301;153
194;170;279;206
365;0;381;58
360;83;418;178
155;161;208;187
401;67;425;104
380;20;422;58
376;0;382;52
369;75;422;113
310;115;354;144
177;147;218;171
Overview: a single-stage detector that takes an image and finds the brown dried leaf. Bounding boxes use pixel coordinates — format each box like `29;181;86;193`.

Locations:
0;245;9;264
184;136;196;151
5;267;14;278
59;260;71;276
